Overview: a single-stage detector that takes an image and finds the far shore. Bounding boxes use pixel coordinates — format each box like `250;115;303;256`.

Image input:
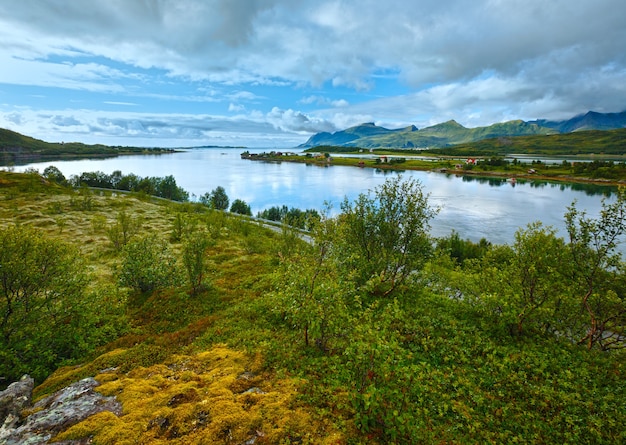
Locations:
242;151;626;188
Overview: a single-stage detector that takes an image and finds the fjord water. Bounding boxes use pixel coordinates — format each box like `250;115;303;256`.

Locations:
14;148;617;245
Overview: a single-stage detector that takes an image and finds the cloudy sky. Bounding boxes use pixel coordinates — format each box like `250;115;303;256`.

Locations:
1;0;625;148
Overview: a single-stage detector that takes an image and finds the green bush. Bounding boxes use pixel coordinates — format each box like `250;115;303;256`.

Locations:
182;231;213;294
118;234;181;294
0;226;127;386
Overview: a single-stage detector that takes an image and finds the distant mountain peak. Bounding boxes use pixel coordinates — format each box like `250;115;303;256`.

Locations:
299;110;626;149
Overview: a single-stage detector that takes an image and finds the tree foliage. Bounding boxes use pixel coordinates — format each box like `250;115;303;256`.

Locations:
230;198;251;215
336;175;438;297
565;189;626;349
0;226;126;384
118;234;181;294
436;230;491;265
182;231;213;295
469;223;569;336
42;165;67;184
211;186;229;210
257;205;320;230
275;215;352;349
107;210;141;250
69;170;189;201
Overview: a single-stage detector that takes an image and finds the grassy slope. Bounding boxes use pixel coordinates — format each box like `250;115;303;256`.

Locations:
1;171;624;444
0;171;345;443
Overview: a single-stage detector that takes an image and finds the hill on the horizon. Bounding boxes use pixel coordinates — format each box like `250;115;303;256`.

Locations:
0;127;172;165
299;110;626;149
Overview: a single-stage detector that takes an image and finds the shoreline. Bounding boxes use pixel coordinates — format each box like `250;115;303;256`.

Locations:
243;153;626;188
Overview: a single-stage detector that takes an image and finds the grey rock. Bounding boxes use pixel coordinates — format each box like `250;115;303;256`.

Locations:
0;376;122;445
0;375;34;425
242;387;265;395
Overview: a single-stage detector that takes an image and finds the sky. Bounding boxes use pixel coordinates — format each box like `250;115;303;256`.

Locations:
0;0;625;148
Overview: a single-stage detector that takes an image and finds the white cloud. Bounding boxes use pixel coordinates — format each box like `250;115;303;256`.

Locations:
228;103;245;112
0;0;625;145
299;95;349;108
266;107;336;133
0;106;337;148
104;101;137;106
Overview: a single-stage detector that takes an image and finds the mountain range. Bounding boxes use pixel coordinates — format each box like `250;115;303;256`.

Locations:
299;110;626;149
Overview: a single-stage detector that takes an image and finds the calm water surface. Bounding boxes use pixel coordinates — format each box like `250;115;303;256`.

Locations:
12;148;618;245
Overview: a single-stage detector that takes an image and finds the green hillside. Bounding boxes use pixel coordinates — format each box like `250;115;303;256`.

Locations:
300;110;626;149
300;120;556;149
0;127;173;165
1;170;625;444
425;128;626;156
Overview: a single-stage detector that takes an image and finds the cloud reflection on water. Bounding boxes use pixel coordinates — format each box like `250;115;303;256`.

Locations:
12;148;618;246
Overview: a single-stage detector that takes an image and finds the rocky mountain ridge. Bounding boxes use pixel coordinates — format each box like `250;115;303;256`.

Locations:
299;110;626;149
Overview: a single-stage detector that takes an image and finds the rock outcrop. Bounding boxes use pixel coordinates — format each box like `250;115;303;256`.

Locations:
0;375;122;445
0;375;35;429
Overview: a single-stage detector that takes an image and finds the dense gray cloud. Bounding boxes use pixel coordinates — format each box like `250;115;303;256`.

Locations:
0;0;625;145
2;0;624;88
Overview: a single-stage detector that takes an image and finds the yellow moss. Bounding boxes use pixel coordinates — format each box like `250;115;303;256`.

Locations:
32;364;89;401
52;411;121;442
94;371;119;383
90;347;130;369
92;420;145;445
95;379;124;397
42;344;344;445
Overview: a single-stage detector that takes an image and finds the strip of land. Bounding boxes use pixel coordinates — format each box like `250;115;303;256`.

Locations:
242;150;626;186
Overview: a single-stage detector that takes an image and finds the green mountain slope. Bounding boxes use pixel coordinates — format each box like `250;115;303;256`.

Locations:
300;119;556;149
300;110;626;149
425;128;626;156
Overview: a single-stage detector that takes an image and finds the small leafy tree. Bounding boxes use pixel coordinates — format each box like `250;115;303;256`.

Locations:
182;231;213;294
155;175;189;201
336;175;438;297
436;230;491;265
257;205;285;222
42;165;66;184
275;216;351;349
0;226;88;383
475;223;568;336
118;234;180;294
230;199;252;215
170;212;198;242
107;210;140;250
565;190;626;349
209;186;229;210
510;223;569;335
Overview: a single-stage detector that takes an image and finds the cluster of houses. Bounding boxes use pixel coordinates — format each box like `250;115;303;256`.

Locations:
450;158;537;175
240;150;298;159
